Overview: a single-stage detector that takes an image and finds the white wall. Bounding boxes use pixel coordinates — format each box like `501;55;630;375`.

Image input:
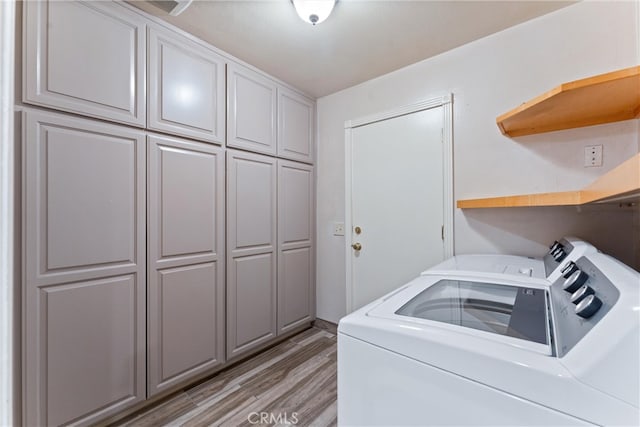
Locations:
316;1;640;323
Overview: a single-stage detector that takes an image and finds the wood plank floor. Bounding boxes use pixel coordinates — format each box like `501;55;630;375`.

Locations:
112;328;337;427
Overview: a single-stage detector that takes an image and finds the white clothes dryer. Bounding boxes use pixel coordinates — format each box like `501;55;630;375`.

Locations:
423;236;597;283
338;252;639;426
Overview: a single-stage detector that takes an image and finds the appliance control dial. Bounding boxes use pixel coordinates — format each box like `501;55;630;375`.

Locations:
575;294;603;319
570;285;595;305
561;261;578;278
553;249;567;262
549;241;562;253
564;270;589;293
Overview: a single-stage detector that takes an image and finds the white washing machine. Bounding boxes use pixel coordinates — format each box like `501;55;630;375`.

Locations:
423;236;597;283
338;252;639;426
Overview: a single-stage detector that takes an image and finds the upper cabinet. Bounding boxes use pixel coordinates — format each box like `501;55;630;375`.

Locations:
278;87;315;163
148;26;226;144
227;62;278;155
23;0;317;155
497;66;640;137
23;1;146;126
227;62;316;162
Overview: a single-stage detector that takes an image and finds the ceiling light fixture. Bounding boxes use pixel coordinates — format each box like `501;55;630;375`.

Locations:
292;0;336;26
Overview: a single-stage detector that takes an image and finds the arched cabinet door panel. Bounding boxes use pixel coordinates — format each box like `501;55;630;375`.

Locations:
147;134;226;396
277;160;315;334
278;87;315;164
22;109;146;426
226;150;278;359
23;0;146;126
227;62;278;155
148;26;226;144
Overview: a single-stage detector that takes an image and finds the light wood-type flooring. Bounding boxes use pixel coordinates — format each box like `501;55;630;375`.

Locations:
111;328;337;427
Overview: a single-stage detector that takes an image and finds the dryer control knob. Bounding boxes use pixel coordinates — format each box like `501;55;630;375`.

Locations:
575;294;602;319
564;270;588;293
561;261;578;278
549;241;562;253
553;249;567;262
570;285;595;305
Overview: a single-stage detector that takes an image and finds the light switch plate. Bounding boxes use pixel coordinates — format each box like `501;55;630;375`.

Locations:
333;222;345;236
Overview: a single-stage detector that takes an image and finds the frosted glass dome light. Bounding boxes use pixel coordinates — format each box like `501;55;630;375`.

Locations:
293;0;336;25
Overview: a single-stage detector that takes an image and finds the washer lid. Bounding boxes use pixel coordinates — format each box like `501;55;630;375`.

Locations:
365;275;552;355
423;254;545;279
395;279;549;345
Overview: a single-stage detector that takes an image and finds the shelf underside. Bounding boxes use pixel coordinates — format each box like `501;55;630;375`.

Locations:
497;66;640;137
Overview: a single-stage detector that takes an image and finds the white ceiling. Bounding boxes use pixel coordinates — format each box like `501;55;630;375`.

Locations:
130;0;575;98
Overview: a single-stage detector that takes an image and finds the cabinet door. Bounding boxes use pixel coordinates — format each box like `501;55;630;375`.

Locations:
22;109;146;426
148;26;226;144
227;150;277;359
23;0;146;126
227;63;277;155
148;134;225;396
277;160;315;333
278;87;315;163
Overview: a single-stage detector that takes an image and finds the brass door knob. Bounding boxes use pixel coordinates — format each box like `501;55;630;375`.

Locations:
352;243;362;251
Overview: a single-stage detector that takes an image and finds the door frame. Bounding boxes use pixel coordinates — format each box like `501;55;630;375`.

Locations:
344;94;454;313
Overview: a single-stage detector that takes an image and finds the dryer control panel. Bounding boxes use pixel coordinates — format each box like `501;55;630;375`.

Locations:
543;239;573;276
550;256;620;357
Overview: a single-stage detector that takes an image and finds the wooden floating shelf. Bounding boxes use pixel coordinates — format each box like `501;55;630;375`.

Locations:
457;153;640;209
497;66;640;137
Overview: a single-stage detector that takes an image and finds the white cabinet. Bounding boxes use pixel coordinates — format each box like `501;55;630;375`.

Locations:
226;150;278;358
227;152;316;353
278;87;315;163
147;134;225;395
22;109;146;426
227;62;278;155
23;0;146;126
277;160;315;333
227;62;315;163
20;2;317;423
148;26;226;144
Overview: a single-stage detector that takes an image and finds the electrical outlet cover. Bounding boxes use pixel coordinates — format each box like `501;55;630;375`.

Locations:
584;145;603;167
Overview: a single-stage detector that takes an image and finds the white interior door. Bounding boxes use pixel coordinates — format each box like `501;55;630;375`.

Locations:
346;98;453;311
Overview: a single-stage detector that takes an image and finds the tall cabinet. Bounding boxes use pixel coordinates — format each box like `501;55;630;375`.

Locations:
226;150;278;358
226;156;315;358
226;61;315;359
277;160;315;333
22;110;147;426
147;135;225;396
20;1;315;425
